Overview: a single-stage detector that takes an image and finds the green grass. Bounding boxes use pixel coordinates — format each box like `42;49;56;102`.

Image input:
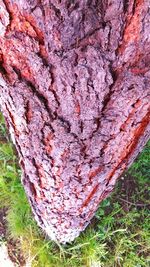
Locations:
0;113;149;267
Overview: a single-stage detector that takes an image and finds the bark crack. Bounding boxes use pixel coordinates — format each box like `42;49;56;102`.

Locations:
12;66;55;120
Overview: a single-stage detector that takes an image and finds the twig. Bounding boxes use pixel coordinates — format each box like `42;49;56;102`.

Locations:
119;198;149;207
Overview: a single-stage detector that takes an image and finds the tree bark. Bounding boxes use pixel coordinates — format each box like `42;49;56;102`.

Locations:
0;0;149;243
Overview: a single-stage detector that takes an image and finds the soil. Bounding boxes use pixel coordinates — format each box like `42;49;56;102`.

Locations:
0;208;7;240
116;172;150;211
0;208;26;267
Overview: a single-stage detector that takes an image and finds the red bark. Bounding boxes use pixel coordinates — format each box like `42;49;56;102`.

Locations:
0;0;149;243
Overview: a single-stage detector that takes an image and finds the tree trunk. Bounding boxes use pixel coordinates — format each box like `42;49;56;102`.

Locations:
0;0;149;243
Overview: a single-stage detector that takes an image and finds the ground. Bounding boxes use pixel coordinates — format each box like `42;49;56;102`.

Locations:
0;113;149;267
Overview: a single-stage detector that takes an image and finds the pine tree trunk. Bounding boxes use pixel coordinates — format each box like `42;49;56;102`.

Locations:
0;0;149;243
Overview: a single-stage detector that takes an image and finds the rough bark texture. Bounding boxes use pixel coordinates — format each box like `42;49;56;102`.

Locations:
0;0;150;243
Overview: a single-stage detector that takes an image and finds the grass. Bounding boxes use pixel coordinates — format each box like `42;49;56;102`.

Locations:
0;112;149;267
